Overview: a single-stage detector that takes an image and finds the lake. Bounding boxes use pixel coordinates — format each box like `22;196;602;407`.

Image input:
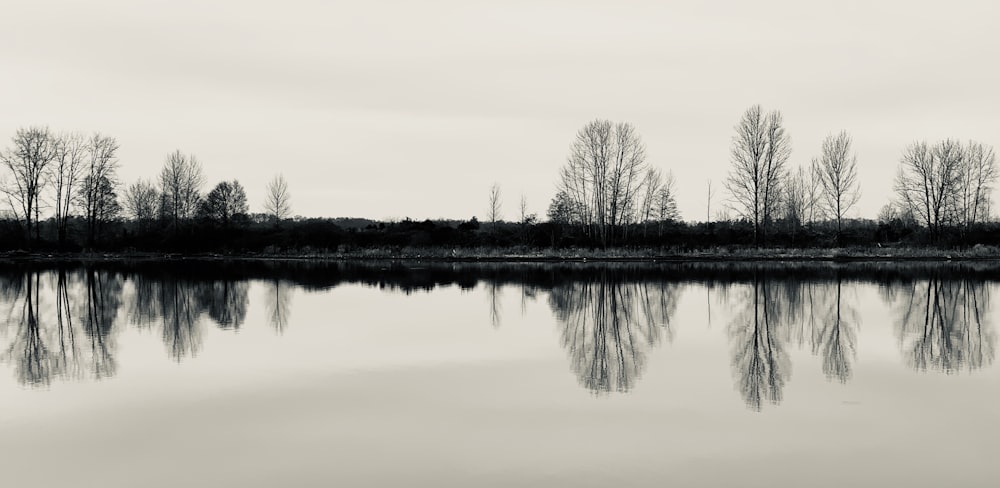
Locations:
0;260;998;487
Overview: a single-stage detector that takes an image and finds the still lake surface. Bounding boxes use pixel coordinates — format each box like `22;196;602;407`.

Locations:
0;260;998;487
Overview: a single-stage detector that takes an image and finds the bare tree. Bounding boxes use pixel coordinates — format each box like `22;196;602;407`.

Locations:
78;133;120;246
783;165;816;229
487;183;502;232
558;119;647;246
895;140;964;235
957;141;997;226
657;171;679;223
50;132;86;247
1;126;58;245
725;105;791;245
638;167;663;225
159;150;204;230
123;180;160;225
264;174;291;224
815;131;860;238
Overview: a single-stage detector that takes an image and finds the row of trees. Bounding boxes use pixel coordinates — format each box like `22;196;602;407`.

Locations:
0;127;294;249
545;106;999;247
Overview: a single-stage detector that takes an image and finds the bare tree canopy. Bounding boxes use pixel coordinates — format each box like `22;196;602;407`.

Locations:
815;131;860;236
725;105;791;245
201;180;248;226
51;132;86;246
159;150;204;229
123;180;160;224
1;126;58;244
893;139;996;234
958;141;998;226
783;164;820;228
487;183;502;228
78;133;120;245
556;119;648;246
264;174;291;223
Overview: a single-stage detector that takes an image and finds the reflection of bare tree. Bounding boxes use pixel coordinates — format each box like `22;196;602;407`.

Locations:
813;279;857;383
549;276;678;395
896;279;995;373
159;280;203;361
729;276;790;411
265;279;291;334
488;282;501;328
53;270;82;380
3;273;51;386
201;280;249;329
80;269;122;378
128;274;162;328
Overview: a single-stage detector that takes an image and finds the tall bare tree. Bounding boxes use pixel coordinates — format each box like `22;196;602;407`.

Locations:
264;174;291;224
51;132;86;247
895;139;964;235
725;105;791;245
815;131;860;237
159;150;204;230
558;119;647;246
1;126;58;245
78;133;120;246
957;141;997;226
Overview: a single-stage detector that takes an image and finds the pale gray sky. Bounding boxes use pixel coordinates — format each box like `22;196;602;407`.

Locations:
2;0;999;221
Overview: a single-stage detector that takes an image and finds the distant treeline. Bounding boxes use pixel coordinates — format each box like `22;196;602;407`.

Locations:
2;107;1000;254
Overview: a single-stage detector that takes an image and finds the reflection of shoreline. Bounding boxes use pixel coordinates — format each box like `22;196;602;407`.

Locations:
0;269;253;386
0;262;995;400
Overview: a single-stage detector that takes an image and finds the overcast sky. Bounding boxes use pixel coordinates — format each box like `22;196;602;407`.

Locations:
2;0;999;221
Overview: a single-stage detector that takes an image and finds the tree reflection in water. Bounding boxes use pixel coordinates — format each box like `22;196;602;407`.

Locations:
895;278;995;373
265;279;292;334
728;275;790;411
549;275;678;395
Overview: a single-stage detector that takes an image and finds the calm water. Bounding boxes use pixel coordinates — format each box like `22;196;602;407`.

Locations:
1;260;998;487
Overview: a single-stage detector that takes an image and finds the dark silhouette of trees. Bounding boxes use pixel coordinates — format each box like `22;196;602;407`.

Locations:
264;174;291;224
79;134;120;246
894;140;965;236
1;126;57;245
123;179;159;228
957;141;998;228
557;119;648;246
51;132;86;247
782;164;821;230
201;180;248;227
815;131;860;239
725;105;791;245
547;190;575;225
159;150;204;230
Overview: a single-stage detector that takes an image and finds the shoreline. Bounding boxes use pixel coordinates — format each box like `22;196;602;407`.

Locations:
1;248;998;263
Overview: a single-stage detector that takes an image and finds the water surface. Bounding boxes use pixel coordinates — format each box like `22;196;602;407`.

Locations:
1;261;998;487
